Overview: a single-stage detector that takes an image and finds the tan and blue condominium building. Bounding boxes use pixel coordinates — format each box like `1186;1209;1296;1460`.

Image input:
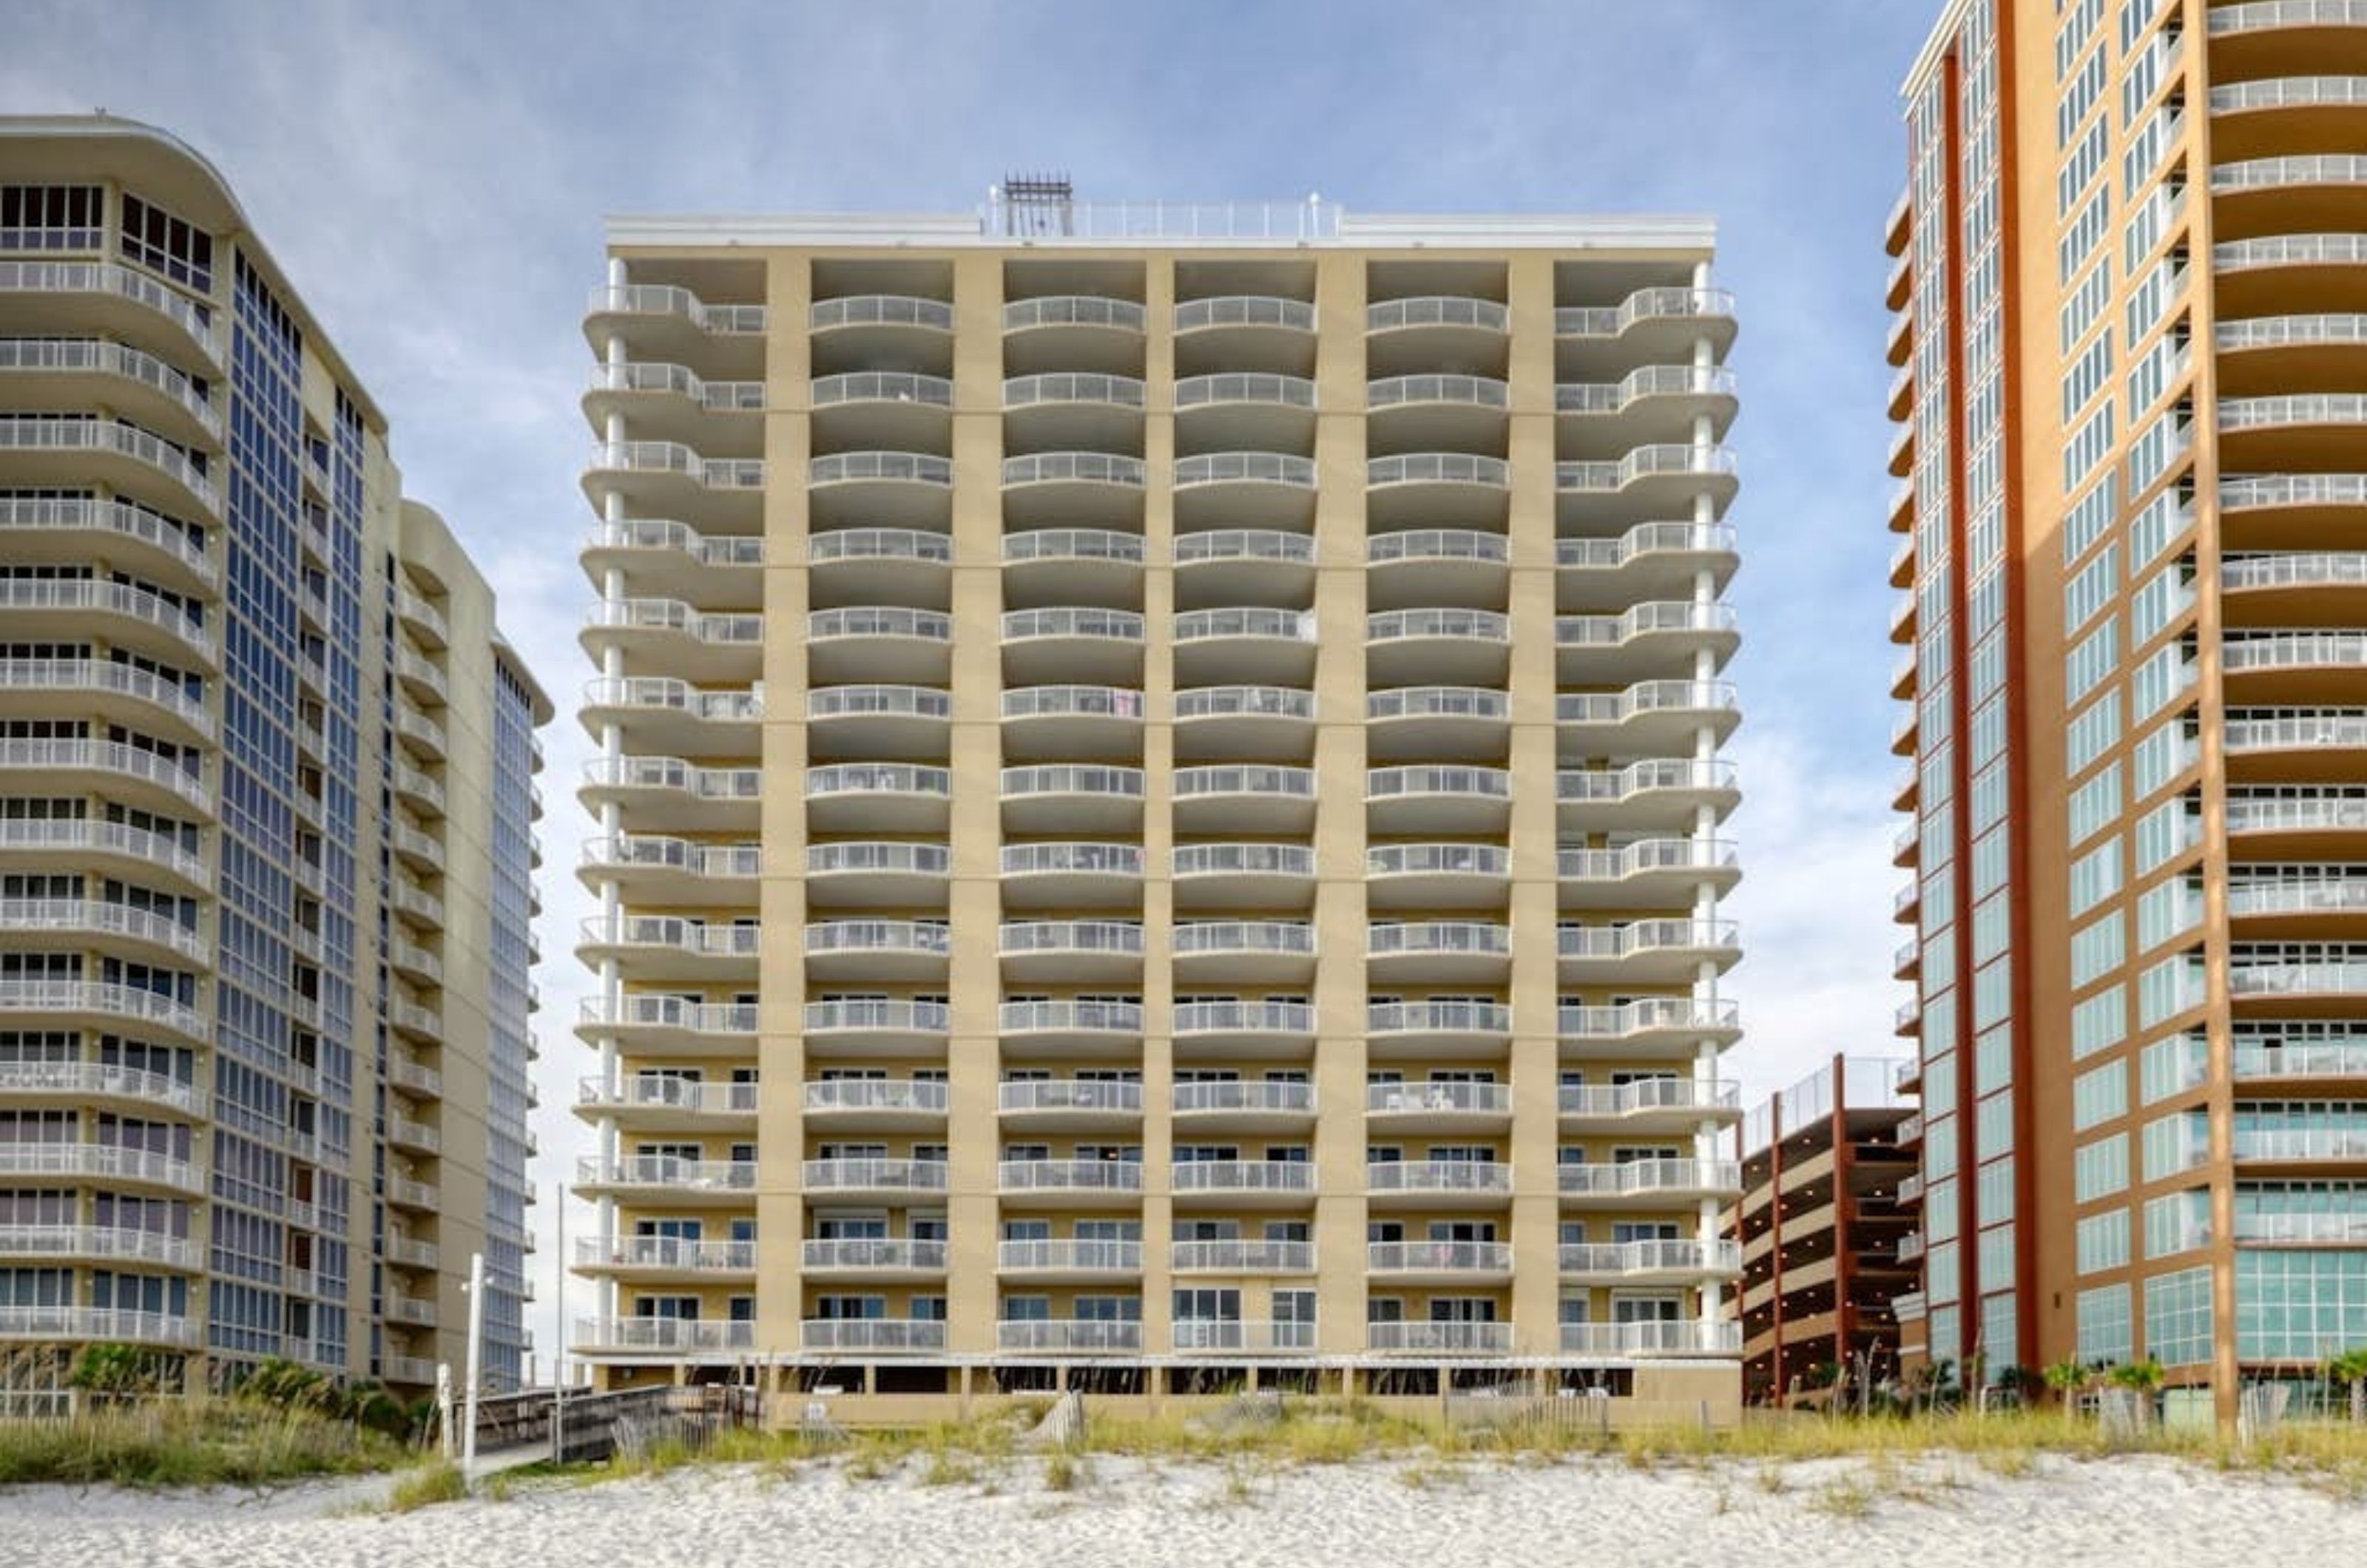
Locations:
573;191;1746;1411
0;117;549;1405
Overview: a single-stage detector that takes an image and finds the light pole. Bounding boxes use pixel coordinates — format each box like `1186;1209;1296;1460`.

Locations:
462;1251;484;1479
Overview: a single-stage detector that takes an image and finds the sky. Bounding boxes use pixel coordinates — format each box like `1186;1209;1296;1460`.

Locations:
6;0;1939;1372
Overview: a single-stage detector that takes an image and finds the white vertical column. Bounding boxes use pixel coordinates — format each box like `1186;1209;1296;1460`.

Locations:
592;255;630;1326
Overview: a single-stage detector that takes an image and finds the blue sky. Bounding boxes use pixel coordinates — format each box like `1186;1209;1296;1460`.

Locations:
8;0;1939;1363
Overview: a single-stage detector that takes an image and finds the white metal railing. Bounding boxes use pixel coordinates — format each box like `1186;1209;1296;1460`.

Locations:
2226;712;2367;753
2233;1039;2367;1078
1000;999;1145;1033
811;370;952;408
587;598;762;647
0;496;215;585
1172;1081;1315;1116
1004;606;1144;641
1002;841;1144;877
802;1078;946;1115
0;658;211;737
1555;286;1737;339
1001;763;1145;798
2231;953;2367;994
1368;527;1510;567
1556;601;1738;648
802;1158;950;1192
2228;876;2367;918
1557;1158;1741;1196
0;336;220;435
2221;474;2367;512
808;842;950;877
1002;452;1146;487
1367;844;1510;879
2218;316;2367;354
590;360;763;410
581;676;763;723
804;998;950;1034
1174;842;1314;878
2216;232;2367;274
1365;686;1507;723
1170;1239;1315;1272
799;1240;944;1273
1368;1000;1511;1035
808;684;951;722
1557;920;1739;960
2223;552;2367;592
580;1075;761;1115
1369;1240;1511;1272
0;1226;197;1270
1172;1159;1316;1194
1559;1079;1740;1118
1366;1081;1512;1117
0;737;209;810
1174;451;1315;487
0;1305;200;1348
811;605;953;643
999;920;1145;956
2230;1212;2367;1245
1559;1320;1742;1356
1366;296;1508;333
583;834;760;879
1366;1160;1511;1194
0;1058;197;1112
2221;394;2367;431
1368;607;1508;643
1559;838;1739;882
0;261;223;361
2225;632;2367;672
1175;372;1317;409
1368;374;1508;409
1558;757;1738;803
999;1239;1143;1272
801;1318;947;1352
581;1237;757;1271
996;1319;1143;1354
998;1079;1144;1116
1556;365;1738;413
586;754;762;801
1002;684;1144;722
573;1317;757;1352
805;919;953;956
1557;679;1740;725
2234;1126;2367;1160
1367;453;1509;488
1002;295;1147;332
809;450;953;486
0;899;206;964
1004;372;1147;409
0;981;209;1041
1175;764;1315;799
586;283;766;333
1176;606;1314;642
1172;1319;1317;1354
0;1140;200;1190
2212;155;2367;192
1367;1320;1512;1354
809;526;945;567
1172;920;1315;956
590;440;763;489
1557;445;1738;491
1174;685;1313;722
1172;1000;1315;1035
578;995;757;1035
1365;765;1512;800
807;762;951;798
1174;295;1316;333
1004;527;1146;565
809;294;953;332
999;1158;1144;1193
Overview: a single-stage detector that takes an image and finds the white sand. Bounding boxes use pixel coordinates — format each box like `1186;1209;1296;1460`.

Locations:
0;1450;2360;1566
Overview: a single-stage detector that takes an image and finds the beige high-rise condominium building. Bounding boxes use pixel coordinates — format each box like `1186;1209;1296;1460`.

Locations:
573;188;1745;1413
0;118;548;1407
1889;1;2367;1422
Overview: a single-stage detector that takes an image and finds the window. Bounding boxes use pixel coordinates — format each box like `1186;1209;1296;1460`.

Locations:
2077;1283;2134;1365
2073;987;2127;1061
2073;1061;2128;1132
0;186;101;251
118;194;214;292
2076;1210;2130;1274
2075;1133;2130;1202
2070;764;2122;847
2144;1266;2213;1366
2066;545;2119;633
2070;839;2123;916
2140;1033;2206;1104
2145;1192;2209;1260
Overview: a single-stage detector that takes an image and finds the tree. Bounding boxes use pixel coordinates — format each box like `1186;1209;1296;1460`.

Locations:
2323;1347;2367;1425
2104;1358;2166;1393
2042;1357;2090;1404
67;1342;161;1405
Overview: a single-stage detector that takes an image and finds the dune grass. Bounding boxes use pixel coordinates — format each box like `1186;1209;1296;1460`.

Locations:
383;1460;468;1513
0;1400;408;1487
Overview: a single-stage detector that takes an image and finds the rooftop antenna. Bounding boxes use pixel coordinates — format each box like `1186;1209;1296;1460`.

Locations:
1002;172;1075;237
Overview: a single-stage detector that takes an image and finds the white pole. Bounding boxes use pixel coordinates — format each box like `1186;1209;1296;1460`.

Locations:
463;1250;485;1478
553;1180;568;1460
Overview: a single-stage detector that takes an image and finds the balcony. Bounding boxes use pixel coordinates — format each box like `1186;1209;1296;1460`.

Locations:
1002;606;1144;686
582;598;761;683
1002;527;1144;605
574;1317;757;1355
800;1318;948;1354
583;361;763;446
0;736;210;819
582;754;760;832
0;980;209;1048
999;840;1144;906
577;1237;758;1280
1555;365;1738;448
996;1319;1143;1355
1558;1078;1742;1132
1366;374;1508;451
1557;920;1741;984
1000;294;1147;376
1365;453;1510;530
808;371;952;450
1001;685;1145;763
1172;295;1317;376
1366;607;1509;687
1557;1158;1743;1204
806;841;951;908
999;919;1144;981
2228;873;2367;936
1365;843;1510;909
1555;287;1738;364
1368;1240;1514;1283
580;676;760;756
579;834;757;907
0;576;217;669
1366;1320;1512;1356
1173;372;1317;451
803;998;949;1055
997;1158;1145;1206
0;1225;201;1273
807;762;952;834
1557;758;1739;834
803;919;951;981
1556;602;1738;683
1170;1080;1317;1134
1555;446;1738;524
584;283;765;359
1557;837;1740;907
0;897;207;967
1002;452;1147;527
806;526;945;609
997;1240;1144;1280
0;1059;198;1116
799;1240;945;1281
801;1079;949;1132
578;1075;761;1132
577;994;757;1057
0;495;217;596
1171;999;1317;1058
1365;1000;1511;1060
0;259;228;369
2212;155;2367;242
1170;1159;1318;1206
1363;686;1507;763
0;1306;200;1351
1172;842;1316;909
1173;606;1317;686
1175;764;1317;834
1559;1319;1742;1357
1365;765;1512;835
1366;922;1511;984
1366;529;1510;611
1000;763;1144;834
1556;680;1740;755
1169;1320;1317;1355
1169;1239;1316;1274
1171;684;1314;763
2234;1035;2367;1085
1366;1080;1513;1135
1169;528;1315;608
1172;919;1317;984
808;451;953;530
1173;452;1317;530
803;1157;951;1200
0;414;219;518
1003;372;1146;451
1364;295;1509;377
999;999;1145;1055
807;294;953;374
1366;1159;1512;1206
806;606;953;686
998;1078;1145;1132
806;684;950;762
0;1140;203;1196
582;441;761;526
0;658;212;746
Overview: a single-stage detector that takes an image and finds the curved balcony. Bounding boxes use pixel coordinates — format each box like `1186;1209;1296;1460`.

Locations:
0;495;217;597
1365;374;1509;454
1556;601;1738;683
583;283;765;363
808;450;953;530
579;676;759;757
576;1075;760;1134
0;1058;199;1118
0;819;209;898
1172;372;1317;452
2227;872;2367;936
999;841;1144;908
806;526;948;607
578;994;755;1057
0;1224;201;1273
582;441;760;527
1172;919;1317;984
0;1306;200;1351
2216;314;2367;401
999;998;1145;1056
1169;1158;1318;1207
1366;1000;1512;1060
1174;763;1317;834
1558;1078;1743;1134
1001;452;1147;527
803;998;950;1056
806;762;952;834
2223;552;2367;629
1366;921;1512;983
1169;529;1315;609
806;605;953;686
806;683;950;761
2213;233;2367;319
1365;765;1512;835
803;919;951;981
581;755;760;833
998;919;1144;981
575;915;760;983
806;294;954;375
578;834;758;905
1002;372;1146;453
1559;997;1742;1057
1363;686;1507;763
1174;606;1316;685
0;334;220;446
0;658;211;746
0;259;228;370
808;370;952;451
1365;843;1511;910
391;759;444;820
2226;787;2367;855
1556;287;1739;367
1558;837;1740;908
1365;1159;1511;1206
1364;295;1509;377
1365;453;1510;530
0;415;219;519
996;1078;1145;1134
0;897;206;967
1556;445;1738;525
1368;1239;1513;1283
806;841;951;908
1172;842;1317;909
0;736;210;820
999;683;1146;762
0;1139;203;1196
1365;529;1509;612
1557;1158;1742;1205
1558;758;1740;834
1000;294;1146;376
797;1240;945;1283
1172;1000;1317;1059
800;1078;949;1134
1556;679;1740;756
1001;527;1145;606
1000;605;1145;686
2224;630;2366;701
2213;155;2367;241
1555;365;1739;450
1558;919;1740;984
583;361;762;449
999;763;1144;834
802;1156;951;1201
1169;1080;1317;1135
1365;1080;1513;1138
997;1239;1144;1282
1172;451;1317;532
1171;685;1314;763
1366;607;1510;686
2220;395;2367;478
1172;295;1317;376
1170;1239;1316;1275
573;1237;755;1283
574;1317;756;1356
582;597;760;683
996;1157;1145;1207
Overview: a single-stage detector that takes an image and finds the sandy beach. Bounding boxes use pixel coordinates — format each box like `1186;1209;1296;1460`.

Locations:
0;1449;2360;1567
